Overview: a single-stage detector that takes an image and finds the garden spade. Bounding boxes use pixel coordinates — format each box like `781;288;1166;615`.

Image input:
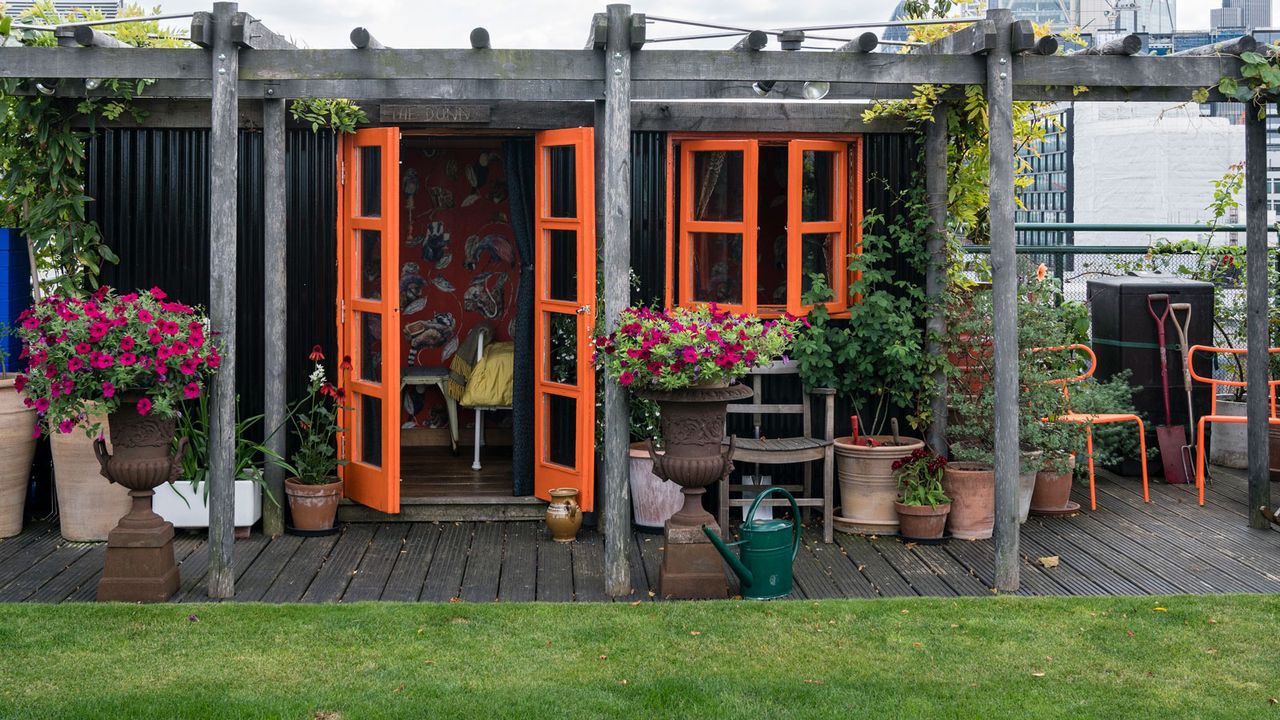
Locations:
1148;294;1189;484
1170;303;1197;483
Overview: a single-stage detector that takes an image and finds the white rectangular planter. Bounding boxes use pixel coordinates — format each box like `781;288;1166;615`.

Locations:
153;479;263;529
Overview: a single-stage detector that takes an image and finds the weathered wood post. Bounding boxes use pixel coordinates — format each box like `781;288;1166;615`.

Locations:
207;0;240;598
925;102;948;454
985;7;1020;592
1244;106;1271;529
262;93;287;537
601;3;634;597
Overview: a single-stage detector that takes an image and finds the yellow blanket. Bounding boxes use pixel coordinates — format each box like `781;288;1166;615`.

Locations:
458;341;514;408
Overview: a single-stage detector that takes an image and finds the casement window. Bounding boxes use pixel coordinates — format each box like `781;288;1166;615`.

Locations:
665;134;861;318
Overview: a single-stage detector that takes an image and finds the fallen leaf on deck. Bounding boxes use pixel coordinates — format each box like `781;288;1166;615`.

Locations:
1038;556;1059;569
903;542;917;550
647;591;656;598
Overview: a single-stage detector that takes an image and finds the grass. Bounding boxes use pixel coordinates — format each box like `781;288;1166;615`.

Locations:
0;596;1275;719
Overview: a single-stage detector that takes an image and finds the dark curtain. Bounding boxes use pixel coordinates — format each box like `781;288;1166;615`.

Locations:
505;138;536;496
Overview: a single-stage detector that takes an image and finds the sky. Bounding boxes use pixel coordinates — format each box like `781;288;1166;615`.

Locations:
235;0;1253;49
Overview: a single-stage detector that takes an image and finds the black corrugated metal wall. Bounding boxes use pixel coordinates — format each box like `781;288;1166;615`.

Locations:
88;128;338;427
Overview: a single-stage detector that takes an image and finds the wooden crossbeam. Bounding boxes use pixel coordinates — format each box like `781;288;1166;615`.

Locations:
470;28;490;50
231;12;294;50
586;12;608;50
838;32;878;53
1072;33;1142;56
1173;34;1256;56
350;27;385;49
71;27;131;48
915;19;993;55
732;30;768;51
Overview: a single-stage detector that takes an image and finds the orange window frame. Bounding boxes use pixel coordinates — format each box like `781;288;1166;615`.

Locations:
665;133;863;319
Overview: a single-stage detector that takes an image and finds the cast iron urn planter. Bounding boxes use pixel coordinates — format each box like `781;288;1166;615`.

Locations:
642;382;752;599
94;394;187;602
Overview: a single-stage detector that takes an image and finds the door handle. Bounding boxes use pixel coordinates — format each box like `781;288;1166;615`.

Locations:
577;305;591;315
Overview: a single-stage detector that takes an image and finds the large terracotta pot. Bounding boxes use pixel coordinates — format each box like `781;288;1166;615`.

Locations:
0;377;38;538
545;487;582;542
286;477;343;530
942;461;995;540
1209;396;1247;469
1031;454;1077;514
629;442;682;531
834;435;925;535
51;413;130;541
895;501;950;541
1018;451;1043;524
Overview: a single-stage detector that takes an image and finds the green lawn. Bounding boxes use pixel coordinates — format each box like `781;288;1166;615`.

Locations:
0;596;1275;719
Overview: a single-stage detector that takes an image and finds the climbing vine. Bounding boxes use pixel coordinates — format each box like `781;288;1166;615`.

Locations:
289;99;368;134
1195;44;1280;118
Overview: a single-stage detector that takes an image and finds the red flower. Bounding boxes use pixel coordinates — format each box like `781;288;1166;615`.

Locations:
13;375;26;392
120;336;136;352
34;398;50;413
118;353;137;366
183;382;201;400
102;382;116;398
58;419;74;434
136;397;153;416
206;352;221;369
137;309;154;324
309;345;325;362
150;286;168;300
320;383;337;399
75;342;92;355
340;355;353;371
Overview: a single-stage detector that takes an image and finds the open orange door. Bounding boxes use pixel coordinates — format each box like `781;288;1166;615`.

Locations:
786;140;848;316
533;128;596;510
337;128;401;514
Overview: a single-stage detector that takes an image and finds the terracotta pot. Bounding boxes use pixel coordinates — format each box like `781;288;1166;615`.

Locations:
895;501;950;541
1209;396;1248;469
834;435;925;535
51;413;130;541
1269;425;1280;483
1018;451;1042;524
628;442;682;531
0;377;37;538
546;487;582;542
1031;454;1077;513
641;383;753;528
285;477;343;531
941;461;995;540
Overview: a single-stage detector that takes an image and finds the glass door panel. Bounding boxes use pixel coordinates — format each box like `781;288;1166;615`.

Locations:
679;139;757;313
787;140;847;315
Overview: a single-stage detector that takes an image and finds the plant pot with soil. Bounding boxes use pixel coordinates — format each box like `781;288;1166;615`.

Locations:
892;446;951;541
277;347;347;532
833;425;924;536
1032;452;1078;515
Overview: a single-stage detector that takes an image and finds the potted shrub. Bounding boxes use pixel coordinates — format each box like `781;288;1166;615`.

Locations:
152;394;277;532
794;210;933;535
276;347;346;531
892;446;950;541
626;394;681;532
0;324;38;538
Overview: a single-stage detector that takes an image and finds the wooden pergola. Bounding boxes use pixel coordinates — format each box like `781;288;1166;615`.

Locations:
0;3;1271;598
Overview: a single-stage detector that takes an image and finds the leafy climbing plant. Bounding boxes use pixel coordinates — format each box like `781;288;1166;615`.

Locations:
1199;45;1280;118
290;99;367;134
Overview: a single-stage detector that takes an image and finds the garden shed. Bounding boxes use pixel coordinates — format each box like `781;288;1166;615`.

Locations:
0;3;1274;600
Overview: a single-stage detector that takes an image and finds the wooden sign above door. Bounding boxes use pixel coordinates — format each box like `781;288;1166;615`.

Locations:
378;104;492;124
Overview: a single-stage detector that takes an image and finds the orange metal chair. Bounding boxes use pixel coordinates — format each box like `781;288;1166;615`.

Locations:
1186;345;1280;506
1032;344;1150;510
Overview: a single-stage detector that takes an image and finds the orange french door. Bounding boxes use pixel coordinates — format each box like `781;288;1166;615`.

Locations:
533;128;596;510
786;140;848;315
336;128;401;514
679;139;757;313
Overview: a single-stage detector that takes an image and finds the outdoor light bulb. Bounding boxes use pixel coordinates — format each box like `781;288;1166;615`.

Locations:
802;81;830;101
84;78;102;91
752;80;776;97
35;80;56;96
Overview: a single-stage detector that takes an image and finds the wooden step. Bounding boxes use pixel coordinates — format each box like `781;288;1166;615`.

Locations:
338;496;546;523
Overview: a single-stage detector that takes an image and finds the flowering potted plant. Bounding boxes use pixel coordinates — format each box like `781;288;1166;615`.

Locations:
892;447;950;541
15;286;220;601
275;347;347;531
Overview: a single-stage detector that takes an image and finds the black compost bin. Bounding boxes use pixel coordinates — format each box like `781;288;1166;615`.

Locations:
1087;275;1215;478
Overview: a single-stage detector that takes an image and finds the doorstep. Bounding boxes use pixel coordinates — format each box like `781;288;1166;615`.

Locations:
337;495;547;523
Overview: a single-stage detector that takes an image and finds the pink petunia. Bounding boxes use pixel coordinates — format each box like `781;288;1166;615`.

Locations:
137;309;154;323
183;382;201;400
102;382;116;398
147;327;164;345
66;358;85;373
150;287;168;300
136;397;153;416
75;342;92;355
120;336;136;352
118;352;137;366
34;398;50;413
13;375;26;392
58;419;74;434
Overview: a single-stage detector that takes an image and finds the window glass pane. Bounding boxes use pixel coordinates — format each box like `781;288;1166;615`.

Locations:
360;145;381;218
757;146;788;307
360;230;381;301
546;312;577;385
548;229;577;302
801;233;835;299
362;394;382;467
691;150;744;222
547;145;577;218
546;394;577;469
801;150;836;222
360;312;382;383
690;232;743;304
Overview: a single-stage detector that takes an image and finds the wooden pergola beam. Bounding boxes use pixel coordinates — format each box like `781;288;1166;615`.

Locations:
916;19;992;55
350;27;385;50
1173;34;1256;56
231;12;295;50
470;27;491;50
1244;108;1272;528
1073;33;1141;56
838;32;879;53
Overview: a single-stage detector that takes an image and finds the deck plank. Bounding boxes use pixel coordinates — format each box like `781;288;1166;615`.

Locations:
258;532;340;603
344;524;412;602
832;533;917;597
459;522;504;602
1020;519;1143;595
913;542;999;596
232;534;305;603
0;539;93;601
420;523;473;602
498;521;537;602
0;523;56;565
571;532;608;602
791;534;843;599
300;524;376;603
181;534;271;603
25;544;106;602
871;538;957;597
808;533;877;599
536;530;574;602
381;523;442;602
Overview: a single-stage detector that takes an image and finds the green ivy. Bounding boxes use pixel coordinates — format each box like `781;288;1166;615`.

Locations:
1202;46;1280;118
289;99;368;134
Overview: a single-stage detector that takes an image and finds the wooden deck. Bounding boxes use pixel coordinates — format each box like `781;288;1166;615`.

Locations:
2;465;1278;603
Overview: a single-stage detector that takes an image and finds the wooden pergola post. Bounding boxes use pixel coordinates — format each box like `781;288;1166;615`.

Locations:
1244;107;1271;529
601;2;634;597
207;0;240;598
925;102;948;454
262;93;287;538
985;7;1020;592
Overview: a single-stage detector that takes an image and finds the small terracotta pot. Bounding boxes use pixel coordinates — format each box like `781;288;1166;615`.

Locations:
285;477;343;530
895;502;950;541
1031;454;1076;513
941;462;995;540
0;377;37;538
546;487;582;542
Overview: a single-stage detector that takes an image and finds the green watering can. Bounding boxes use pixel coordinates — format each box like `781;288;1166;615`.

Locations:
703;486;801;600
